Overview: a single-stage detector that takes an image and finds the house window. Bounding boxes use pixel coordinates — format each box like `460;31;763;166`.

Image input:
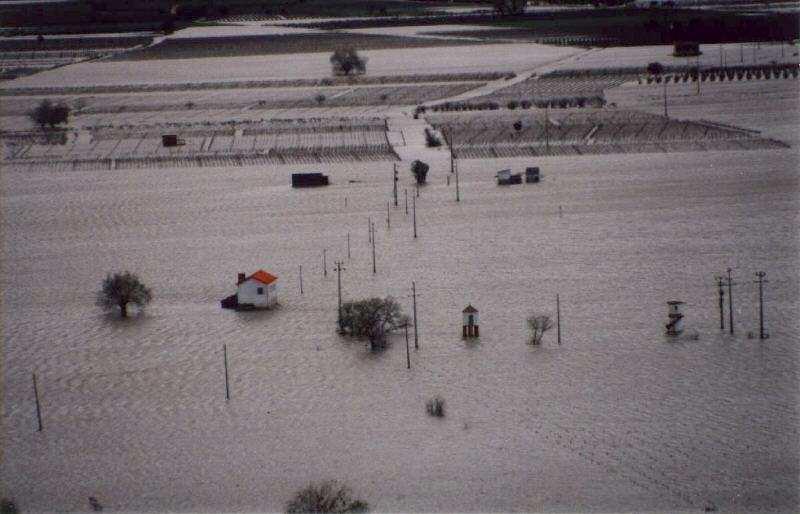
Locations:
257;287;264;295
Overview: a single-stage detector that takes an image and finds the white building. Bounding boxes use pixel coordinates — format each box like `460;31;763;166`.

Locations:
236;270;278;309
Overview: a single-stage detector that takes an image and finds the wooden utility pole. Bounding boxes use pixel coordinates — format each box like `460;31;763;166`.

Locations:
347;232;351;260
368;217;371;243
299;265;303;294
556;294;561;345
754;271;768;339
393;163;398;207
412;281;419;349
323;249;327;277
335;261;346;332
455;162;460;203
412;194;417;238
404;189;408;215
223;344;230;401
727;267;735;334
405;323;411;369
371;221;376;274
32;372;43;431
715;275;725;330
387;201;390;229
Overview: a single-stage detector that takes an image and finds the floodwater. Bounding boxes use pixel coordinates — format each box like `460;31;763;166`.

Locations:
2;148;798;512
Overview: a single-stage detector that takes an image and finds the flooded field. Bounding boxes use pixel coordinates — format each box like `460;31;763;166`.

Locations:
2;146;798;512
1;21;799;513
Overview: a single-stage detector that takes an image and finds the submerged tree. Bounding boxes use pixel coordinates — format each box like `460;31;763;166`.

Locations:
97;271;152;318
339;296;404;349
286;480;368;514
29;99;70;130
330;47;367;76
527;314;553;345
410;160;429;185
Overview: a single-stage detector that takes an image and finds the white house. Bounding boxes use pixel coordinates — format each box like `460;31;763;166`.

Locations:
236;270;278;309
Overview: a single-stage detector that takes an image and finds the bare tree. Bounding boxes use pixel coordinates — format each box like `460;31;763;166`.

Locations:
96;271;152;318
330;48;367;76
527;315;553;345
286;480;368;513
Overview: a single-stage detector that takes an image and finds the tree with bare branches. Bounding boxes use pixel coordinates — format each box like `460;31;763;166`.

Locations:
527;315;553;345
286;480;368;513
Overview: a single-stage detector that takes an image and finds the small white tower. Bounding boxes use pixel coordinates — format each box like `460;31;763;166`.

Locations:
665;301;685;335
463;304;479;337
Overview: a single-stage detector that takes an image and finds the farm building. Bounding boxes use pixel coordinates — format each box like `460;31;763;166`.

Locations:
221;270;279;310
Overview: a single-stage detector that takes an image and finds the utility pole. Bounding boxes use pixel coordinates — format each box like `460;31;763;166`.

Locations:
335;261;345;332
393;163;398;207
223;344;230;401
412;281;419;349
556;294;561;345
299;265;303;294
387;201;390;229
727;267;735;335
754;271;768;339
368;217;371;243
371;221;376;274
347;232;350;260
323;248;327;277
404;188;408;215
715;275;725;330
405;322;411;369
412;194;417;239
455;161;460;203
449;128;455;174
32;372;43;431
740;43;744;63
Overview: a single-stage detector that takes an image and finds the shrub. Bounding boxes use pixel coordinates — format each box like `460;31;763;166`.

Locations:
520;100;532;109
315;94;326;104
411;159;429;185
426;396;445;417
646;62;664;75
513;120;523;132
507;100;518;110
330;48;367;76
286;481;368;514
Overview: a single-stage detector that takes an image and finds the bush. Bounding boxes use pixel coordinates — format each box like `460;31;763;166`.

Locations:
330;48;367;76
424;128;441;147
646;62;664;75
315;94;326;104
286;481;368;514
426;396;445;417
29;99;70;130
411;160;429;185
507;100;518;110
527;315;553;345
520;100;532;109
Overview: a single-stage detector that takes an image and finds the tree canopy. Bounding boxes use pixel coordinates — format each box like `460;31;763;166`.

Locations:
330;48;367;76
339;296;404;349
96;271;152;318
411;160;429;185
527;315;553;345
29;99;70;130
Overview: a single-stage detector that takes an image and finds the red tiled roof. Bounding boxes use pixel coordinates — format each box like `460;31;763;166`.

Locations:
248;270;278;285
463;304;478;313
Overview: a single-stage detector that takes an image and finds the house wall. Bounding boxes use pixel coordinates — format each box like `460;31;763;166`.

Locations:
237;279;278;308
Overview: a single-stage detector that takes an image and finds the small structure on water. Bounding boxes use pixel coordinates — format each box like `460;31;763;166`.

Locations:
292;172;330;187
496;169;522;185
462;304;479;337
665;300;685;335
161;134;185;147
525;167;540;183
220;270;279;310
